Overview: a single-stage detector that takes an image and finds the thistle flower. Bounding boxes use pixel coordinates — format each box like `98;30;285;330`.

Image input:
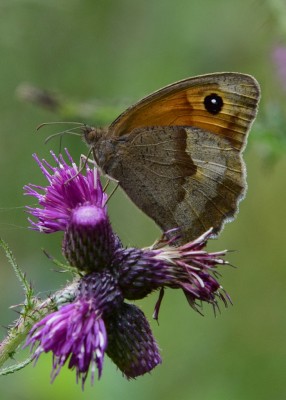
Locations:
24;151;118;271
24;149;230;388
26;298;107;387
117;229;230;317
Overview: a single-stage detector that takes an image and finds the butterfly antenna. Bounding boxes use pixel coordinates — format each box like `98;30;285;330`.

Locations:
36;121;86;145
44;127;82;145
36;121;84;131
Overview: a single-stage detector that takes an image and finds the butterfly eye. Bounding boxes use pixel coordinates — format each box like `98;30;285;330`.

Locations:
203;93;223;115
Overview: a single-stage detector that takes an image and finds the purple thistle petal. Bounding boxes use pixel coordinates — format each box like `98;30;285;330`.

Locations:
25;299;107;389
24;149;107;233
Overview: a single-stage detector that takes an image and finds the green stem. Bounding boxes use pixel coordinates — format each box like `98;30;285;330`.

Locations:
0;280;79;374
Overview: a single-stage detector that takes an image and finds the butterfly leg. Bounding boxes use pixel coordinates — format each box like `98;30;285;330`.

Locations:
80;150;119;202
79;147;94;170
152;288;165;323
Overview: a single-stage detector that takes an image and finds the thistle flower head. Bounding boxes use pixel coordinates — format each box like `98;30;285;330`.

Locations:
26;299;107;387
24;150;118;271
25;272;161;387
118;228;230;318
24;150;107;233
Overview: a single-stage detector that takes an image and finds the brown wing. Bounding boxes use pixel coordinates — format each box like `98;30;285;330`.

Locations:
104;73;260;243
109;73;260;151
106;125;250;243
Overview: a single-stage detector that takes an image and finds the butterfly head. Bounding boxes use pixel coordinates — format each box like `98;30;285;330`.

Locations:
82;125;107;147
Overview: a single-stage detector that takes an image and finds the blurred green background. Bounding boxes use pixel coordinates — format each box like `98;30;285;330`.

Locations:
1;0;286;399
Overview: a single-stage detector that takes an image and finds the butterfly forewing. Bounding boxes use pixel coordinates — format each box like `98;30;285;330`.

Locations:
110;73;259;149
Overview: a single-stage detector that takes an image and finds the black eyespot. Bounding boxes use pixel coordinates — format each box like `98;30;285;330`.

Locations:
204;93;223;115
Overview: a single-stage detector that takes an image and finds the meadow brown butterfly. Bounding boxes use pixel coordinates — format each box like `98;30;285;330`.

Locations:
83;73;260;244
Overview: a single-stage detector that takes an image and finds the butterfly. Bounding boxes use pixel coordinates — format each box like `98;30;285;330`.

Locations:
83;72;260;244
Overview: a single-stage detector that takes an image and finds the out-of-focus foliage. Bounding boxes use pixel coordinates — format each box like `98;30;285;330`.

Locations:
0;1;286;399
